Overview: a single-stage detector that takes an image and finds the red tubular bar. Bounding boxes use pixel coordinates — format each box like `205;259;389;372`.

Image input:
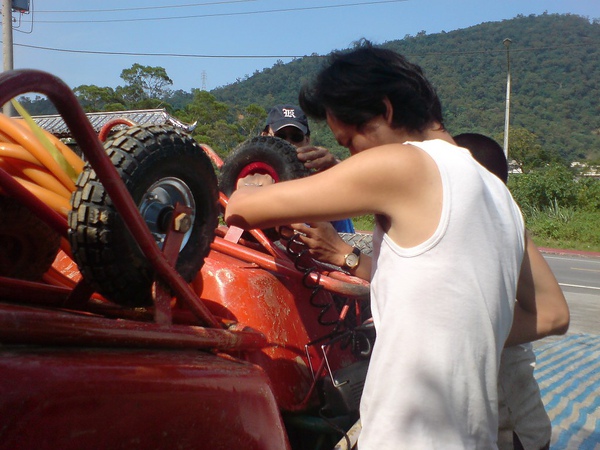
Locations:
0;69;220;329
0;277;213;326
199;143;224;169
211;236;370;299
218;192;289;260
98;118;136;142
0;303;267;351
0;276;72;305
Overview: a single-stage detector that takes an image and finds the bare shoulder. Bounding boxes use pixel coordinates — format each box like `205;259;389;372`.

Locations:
346;143;439;185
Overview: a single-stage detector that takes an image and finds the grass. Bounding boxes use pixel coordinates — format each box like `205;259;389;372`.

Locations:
352;215;375;233
525;207;600;253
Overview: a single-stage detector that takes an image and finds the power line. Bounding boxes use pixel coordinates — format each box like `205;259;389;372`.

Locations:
12;41;309;59
29;1;410;24
36;0;258;14
10;40;598;60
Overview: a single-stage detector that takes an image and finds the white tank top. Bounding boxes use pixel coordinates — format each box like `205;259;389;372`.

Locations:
358;139;525;449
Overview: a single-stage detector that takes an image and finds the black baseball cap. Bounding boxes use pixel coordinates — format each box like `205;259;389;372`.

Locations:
266;104;310;135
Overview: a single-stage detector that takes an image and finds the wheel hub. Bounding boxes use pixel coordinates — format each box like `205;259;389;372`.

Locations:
138;177;196;250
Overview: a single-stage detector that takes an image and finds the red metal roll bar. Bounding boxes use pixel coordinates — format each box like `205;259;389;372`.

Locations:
0;69;220;329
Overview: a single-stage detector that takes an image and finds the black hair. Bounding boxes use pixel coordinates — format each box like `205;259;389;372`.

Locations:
453;133;509;184
299;40;443;133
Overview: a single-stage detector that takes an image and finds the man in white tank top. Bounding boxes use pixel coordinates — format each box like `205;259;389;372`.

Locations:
225;42;569;449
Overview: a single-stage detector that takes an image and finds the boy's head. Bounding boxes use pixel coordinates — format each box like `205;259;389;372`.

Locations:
299;40;443;133
453;133;508;184
262;104;310;147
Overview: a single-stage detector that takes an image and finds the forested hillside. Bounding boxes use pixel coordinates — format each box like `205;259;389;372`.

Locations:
212;13;600;162
19;13;599;163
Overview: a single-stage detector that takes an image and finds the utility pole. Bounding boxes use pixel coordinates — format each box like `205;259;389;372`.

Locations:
503;38;512;158
2;0;14;116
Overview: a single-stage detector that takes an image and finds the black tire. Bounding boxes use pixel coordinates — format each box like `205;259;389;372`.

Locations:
219;136;310;241
0;195;61;281
68;125;219;307
219;136;310;197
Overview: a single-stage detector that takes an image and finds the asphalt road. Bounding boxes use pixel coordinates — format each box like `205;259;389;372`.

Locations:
532;252;600;449
543;252;600;337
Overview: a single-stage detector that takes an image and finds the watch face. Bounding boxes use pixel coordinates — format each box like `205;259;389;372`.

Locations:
345;252;359;268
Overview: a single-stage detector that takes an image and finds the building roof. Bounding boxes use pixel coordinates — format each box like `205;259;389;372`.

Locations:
31;108;196;139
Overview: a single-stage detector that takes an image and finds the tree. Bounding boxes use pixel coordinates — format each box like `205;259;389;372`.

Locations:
119;64;174;104
180;89;229;125
234;104;266;137
16;95;56;115
176;90;236;156
73;85;123;112
501;127;557;173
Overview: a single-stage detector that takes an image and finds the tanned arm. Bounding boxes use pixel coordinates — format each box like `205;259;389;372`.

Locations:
505;231;570;346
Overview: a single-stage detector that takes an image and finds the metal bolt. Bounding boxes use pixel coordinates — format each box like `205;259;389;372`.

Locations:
174;213;192;232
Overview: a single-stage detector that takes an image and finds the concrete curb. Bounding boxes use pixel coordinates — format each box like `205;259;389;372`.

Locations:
538;247;600;258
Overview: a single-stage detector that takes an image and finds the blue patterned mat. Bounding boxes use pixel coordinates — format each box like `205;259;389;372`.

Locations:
535;334;600;450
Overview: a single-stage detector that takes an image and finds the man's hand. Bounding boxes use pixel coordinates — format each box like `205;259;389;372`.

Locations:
280;222;351;267
235;173;275;189
280;221;372;280
296;146;340;171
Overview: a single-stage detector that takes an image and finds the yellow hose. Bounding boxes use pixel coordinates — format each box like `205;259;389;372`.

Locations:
40;127;85;174
11;118;85;174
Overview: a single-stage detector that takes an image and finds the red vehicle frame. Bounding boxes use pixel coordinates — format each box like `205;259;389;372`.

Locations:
0;70;371;450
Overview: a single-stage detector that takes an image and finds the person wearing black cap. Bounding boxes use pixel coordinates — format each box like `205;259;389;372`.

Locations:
262;104;340;172
261;104;354;233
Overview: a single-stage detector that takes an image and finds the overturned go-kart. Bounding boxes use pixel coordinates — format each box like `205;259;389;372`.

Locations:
0;70;374;450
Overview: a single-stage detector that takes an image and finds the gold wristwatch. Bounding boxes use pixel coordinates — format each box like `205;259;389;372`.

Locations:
342;246;361;270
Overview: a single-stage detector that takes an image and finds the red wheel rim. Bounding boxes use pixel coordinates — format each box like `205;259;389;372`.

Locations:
237;162;280;183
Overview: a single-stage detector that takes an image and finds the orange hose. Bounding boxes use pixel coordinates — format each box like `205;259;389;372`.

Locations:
0;130;17;143
0;114;76;192
0;142;44;166
2;157;72;198
13;176;71;217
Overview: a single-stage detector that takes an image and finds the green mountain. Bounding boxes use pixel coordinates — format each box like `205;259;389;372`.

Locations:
212;13;600;162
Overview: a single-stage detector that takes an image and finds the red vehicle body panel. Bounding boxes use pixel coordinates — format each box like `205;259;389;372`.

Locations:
197;249;356;411
0;348;290;450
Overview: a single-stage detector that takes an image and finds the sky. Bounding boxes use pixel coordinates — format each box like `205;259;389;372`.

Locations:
4;0;600;93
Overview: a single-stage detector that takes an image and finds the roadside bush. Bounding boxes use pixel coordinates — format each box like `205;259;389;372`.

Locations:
508;163;578;211
576;177;600;212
